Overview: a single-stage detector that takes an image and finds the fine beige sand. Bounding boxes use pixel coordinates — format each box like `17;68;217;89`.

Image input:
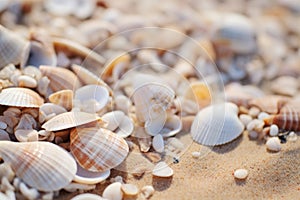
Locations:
58;131;300;200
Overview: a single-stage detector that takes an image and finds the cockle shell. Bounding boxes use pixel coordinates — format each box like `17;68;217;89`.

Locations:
0;141;76;192
249;95;289;114
0;87;44;107
0;25;30;69
132;83;175;123
42;111;103;131
191;103;244;145
49;89;73;110
40;65;82;92
70;127;129;172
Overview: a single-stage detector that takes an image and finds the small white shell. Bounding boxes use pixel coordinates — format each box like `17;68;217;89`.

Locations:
115;115;134;138
191;103;244;146
0;141;76;192
121;184;139;196
49;89;73;111
71;193;107;200
234;169;248;180
102;111;125;131
152;134;164;153
152;161;173;177
102;182;123;200
74;162;110;185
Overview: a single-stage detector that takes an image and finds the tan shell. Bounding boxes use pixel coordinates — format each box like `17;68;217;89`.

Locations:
249;95;289;114
0;87;44;108
49;89;73;110
40;65;82;92
0;141;76;192
0;25;30;69
70;127;129;172
184;81;211;108
42;111;103;131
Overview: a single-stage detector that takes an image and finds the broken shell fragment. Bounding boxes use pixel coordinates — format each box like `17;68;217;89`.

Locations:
121;184;139;196
0;141;77;192
191;103;244;146
102;182;123;200
70;127;129;172
152;161;174;177
49;89;73;110
0;87;44;108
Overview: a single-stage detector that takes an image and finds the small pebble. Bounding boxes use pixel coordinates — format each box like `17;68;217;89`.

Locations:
121;184;139;196
269;124;279;136
248;130;258;140
266;137;281;152
248;107;260;118
102;182;123;200
233;169;248;180
257;112;270;120
246;119;264;132
152;134;164;153
192;151;201;158
287;131;297;142
18;75;38;88
239;114;252;126
0;121;7;130
141;185;154;199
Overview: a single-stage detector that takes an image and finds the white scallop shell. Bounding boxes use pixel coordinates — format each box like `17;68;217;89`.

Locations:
75;84;109;113
42;111;102;131
191;103;244;146
0;87;44;108
0;141;76;192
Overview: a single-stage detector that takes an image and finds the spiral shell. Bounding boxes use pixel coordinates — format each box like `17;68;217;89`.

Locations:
70;127;129;172
0;141;76;192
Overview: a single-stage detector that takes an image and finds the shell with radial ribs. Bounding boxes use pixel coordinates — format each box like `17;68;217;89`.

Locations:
70;127;129;172
0;141;76;192
42;111;104;131
0;87;44;107
191;103;244;145
40;65;82;92
0;25;30;69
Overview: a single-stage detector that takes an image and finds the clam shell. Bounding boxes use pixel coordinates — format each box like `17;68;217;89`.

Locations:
0;141;76;192
49;89;73;111
132;83;175;123
74;84;109;113
0;25;30;69
0;87;44;108
191;103;244;146
40;65;82;92
42;111;103;131
70;127;129;172
152;161;173;177
102;111;125;131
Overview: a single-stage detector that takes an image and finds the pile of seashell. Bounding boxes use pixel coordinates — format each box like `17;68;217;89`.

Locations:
0;0;299;199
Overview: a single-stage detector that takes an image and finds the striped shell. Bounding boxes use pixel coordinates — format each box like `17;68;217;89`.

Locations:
40;65;82;92
42;111;103;131
191;103;244;146
70;127;129;172
49;89;73;110
0;25;30;69
0;141;76;192
0;87;44;107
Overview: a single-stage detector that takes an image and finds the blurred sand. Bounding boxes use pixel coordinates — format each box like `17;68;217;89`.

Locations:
58;131;300;200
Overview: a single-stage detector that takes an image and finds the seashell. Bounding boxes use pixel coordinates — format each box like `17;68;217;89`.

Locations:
102;53;130;82
152;161;174;177
74;160;110;185
249;95;289;114
39;103;67;123
23;66;42;81
270;76;299;97
70;127;129;172
74;84;110;113
40;65;82;92
114;95;132;114
15;129;39;142
266;137;281;152
0;87;44;108
0;141;77;191
63;182;96;192
0;25;30;69
121;184;139;196
42;111;103;131
71;193;107;200
152;134;164;153
102;182;123;200
233;169;248;180
191;103;244;146
184;81;211;108
49;89;73;110
114;115;134;138
133;126;152;152
132;83;175;123
15;114;37;130
0;129;10;141
141;185;154;199
18;75;38;88
37;76;51;97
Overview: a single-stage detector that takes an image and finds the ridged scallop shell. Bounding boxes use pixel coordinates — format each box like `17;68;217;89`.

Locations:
249;95;289;114
0;141;76;192
191;103;244;146
0;87;44;107
70;127;129;172
132;83;175;123
40;65;82;92
49;89;73;110
42;111;103;131
0;25;30;69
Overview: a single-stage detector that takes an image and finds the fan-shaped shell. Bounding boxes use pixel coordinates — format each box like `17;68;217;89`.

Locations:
191;103;244;146
0;25;30;69
70;127;129;172
0;141;76;192
49;89;73;110
0;88;44;107
42;111;103;131
40;65;82;92
132;83;175;123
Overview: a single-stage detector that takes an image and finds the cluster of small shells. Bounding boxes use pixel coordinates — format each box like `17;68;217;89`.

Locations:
0;0;300;199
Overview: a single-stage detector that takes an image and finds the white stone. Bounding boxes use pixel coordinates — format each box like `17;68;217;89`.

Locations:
246;119;264;132
287;131;297;142
248;107;260;118
234;169;248;180
257;112;270;120
152;162;173;177
141;185;154;199
18;75;38;88
71;193;106;200
102;182;123;200
0;121;7;130
269;124;279;136
266;137;281;152
248;130;258;139
19;182;39;200
152;134;164;153
121;184;139;196
239;114;252;126
192;151;201;158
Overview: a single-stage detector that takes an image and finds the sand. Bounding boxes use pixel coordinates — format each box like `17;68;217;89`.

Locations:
58;131;300;200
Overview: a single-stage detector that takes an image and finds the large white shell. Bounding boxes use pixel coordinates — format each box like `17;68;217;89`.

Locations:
0;141;76;192
0;88;44;108
191;103;244;145
74;161;110;184
70;127;129;172
75;84;110;113
42;111;102;131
